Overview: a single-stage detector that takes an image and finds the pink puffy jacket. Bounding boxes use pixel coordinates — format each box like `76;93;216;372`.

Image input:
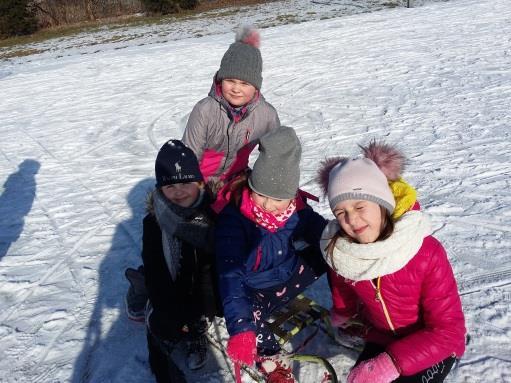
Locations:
329;235;466;376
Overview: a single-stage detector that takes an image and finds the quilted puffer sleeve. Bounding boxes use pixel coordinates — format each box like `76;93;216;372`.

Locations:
327;268;358;318
182;99;209;162
386;237;466;375
215;206;256;336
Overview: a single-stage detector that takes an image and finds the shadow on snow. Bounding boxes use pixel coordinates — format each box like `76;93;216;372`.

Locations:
71;178;155;383
0;159;40;260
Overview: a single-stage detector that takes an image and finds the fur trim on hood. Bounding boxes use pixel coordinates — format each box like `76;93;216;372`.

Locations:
146;190;156;215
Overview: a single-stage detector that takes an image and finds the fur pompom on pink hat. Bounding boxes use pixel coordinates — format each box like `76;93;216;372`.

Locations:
360;140;405;181
317;141;405;213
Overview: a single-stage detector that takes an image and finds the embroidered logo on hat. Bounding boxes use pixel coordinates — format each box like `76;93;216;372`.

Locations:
155;140;203;188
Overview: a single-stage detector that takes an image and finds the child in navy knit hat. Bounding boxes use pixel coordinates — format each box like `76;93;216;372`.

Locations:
154;139;203;192
126;140;220;382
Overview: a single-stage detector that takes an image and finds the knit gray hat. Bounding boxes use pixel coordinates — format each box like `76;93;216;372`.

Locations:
248;126;302;200
216;26;263;89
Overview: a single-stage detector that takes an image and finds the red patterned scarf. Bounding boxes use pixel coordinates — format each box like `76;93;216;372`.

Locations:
240;187;296;232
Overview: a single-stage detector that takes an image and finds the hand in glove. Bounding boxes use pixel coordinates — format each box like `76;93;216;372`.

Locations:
347;352;400;383
226;331;257;367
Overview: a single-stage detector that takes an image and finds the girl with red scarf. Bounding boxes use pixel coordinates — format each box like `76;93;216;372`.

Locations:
215;127;327;381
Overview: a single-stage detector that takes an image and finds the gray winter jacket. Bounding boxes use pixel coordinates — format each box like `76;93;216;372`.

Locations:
182;79;280;181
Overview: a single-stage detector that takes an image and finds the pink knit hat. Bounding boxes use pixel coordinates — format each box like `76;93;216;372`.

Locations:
317;141;405;213
327;158;395;212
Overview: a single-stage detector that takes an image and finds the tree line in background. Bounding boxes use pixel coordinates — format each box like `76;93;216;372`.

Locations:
0;0;200;38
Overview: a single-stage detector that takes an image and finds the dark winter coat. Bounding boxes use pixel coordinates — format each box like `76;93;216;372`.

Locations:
142;198;218;342
215;199;327;336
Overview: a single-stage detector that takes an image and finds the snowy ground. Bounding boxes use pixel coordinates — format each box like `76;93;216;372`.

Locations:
0;0;444;64
1;0;511;382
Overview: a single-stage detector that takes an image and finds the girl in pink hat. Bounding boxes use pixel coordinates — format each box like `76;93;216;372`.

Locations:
317;141;466;383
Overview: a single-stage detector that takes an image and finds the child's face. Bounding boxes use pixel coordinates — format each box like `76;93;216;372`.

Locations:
333;200;383;244
161;182;201;207
251;191;292;215
221;78;257;107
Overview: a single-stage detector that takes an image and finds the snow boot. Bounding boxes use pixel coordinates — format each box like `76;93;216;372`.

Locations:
185;318;211;370
185;332;209;370
147;330;186;383
125;266;148;322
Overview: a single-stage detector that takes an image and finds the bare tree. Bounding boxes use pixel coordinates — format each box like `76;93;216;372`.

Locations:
84;0;96;21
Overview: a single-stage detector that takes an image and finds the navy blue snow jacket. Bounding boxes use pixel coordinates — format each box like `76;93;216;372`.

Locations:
215;201;327;336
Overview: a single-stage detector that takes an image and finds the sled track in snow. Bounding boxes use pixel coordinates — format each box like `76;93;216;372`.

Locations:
146;110;167;151
0;127;136;381
0;124;125;324
445;216;511;233
15;124;115;214
1;206;134;381
0;211;126;379
73;130;135;157
146;108;189;151
459;267;511;296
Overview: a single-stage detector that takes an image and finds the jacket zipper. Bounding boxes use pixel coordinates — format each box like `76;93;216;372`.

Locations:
372;277;396;334
221;119;234;174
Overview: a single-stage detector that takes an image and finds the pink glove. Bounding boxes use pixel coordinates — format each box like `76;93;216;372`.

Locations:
347;352;400;383
226;331;257;366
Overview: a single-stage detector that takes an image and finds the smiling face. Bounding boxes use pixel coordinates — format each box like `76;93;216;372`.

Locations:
333;199;383;244
161;182;201;208
221;78;257;107
251;191;292;215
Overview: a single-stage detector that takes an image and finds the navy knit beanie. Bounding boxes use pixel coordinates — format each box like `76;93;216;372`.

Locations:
155;140;203;188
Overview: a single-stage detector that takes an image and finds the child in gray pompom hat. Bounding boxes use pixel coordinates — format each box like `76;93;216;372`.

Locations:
182;26;280;213
217;25;263;90
248;126;302;200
